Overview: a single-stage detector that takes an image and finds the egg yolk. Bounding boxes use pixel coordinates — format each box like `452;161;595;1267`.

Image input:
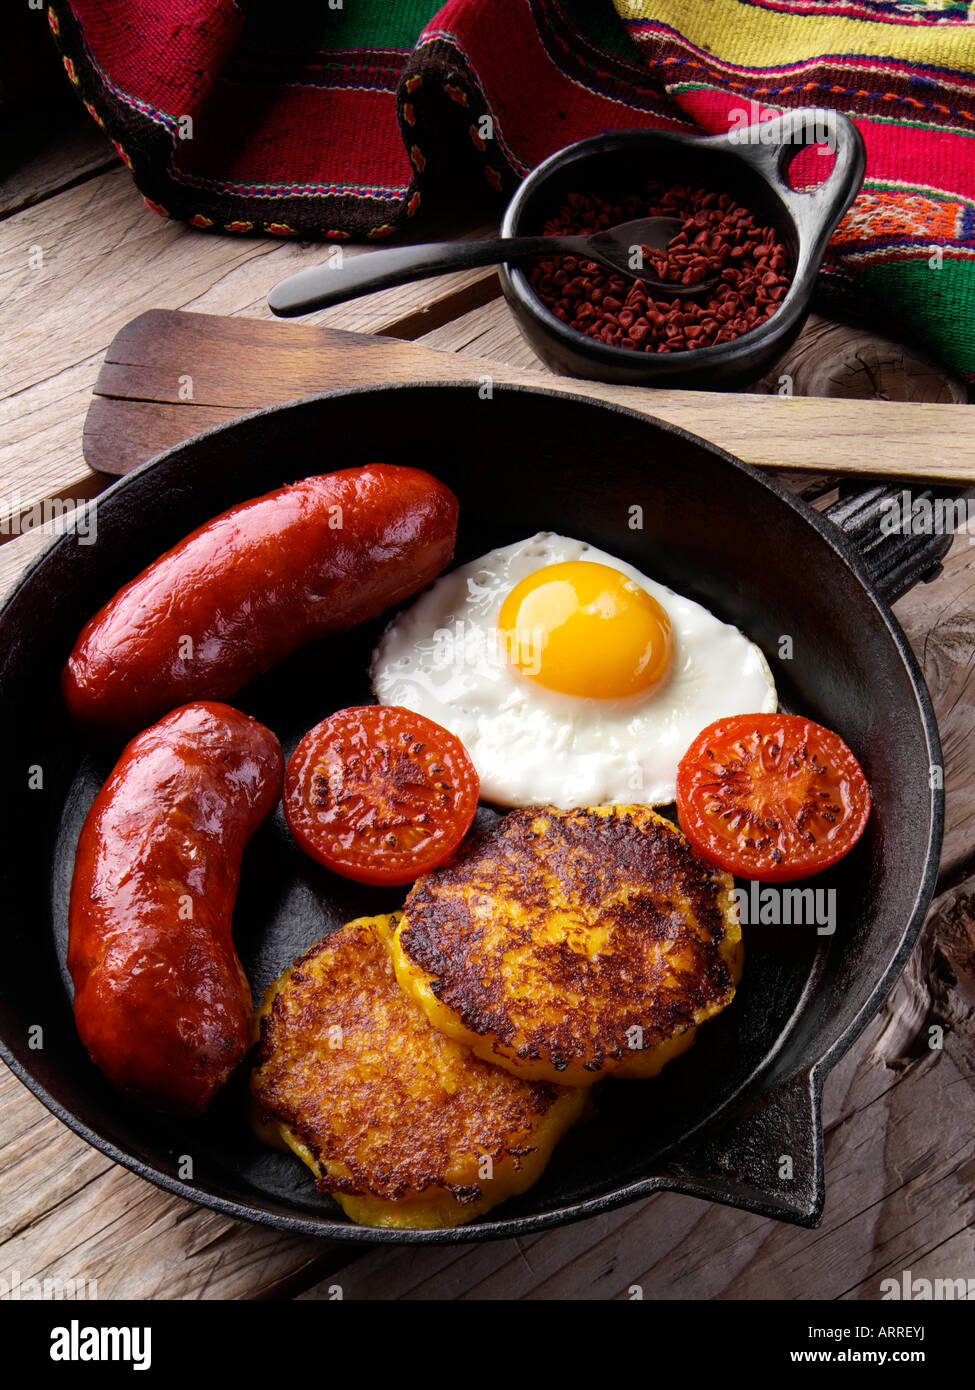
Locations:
498;560;673;700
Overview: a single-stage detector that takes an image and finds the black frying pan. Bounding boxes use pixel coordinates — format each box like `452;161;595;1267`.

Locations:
0;383;945;1241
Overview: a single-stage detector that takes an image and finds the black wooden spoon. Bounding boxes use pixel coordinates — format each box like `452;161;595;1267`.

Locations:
267;215;718;316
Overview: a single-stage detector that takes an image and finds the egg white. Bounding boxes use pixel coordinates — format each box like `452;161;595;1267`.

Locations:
369;533;777;808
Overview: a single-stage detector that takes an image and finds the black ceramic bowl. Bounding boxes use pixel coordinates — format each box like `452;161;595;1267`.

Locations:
499;109;865;390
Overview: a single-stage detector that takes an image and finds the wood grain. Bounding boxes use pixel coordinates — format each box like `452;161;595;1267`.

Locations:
0;165;501;527
753;312;969;404
83;309;975;483
0;93;118;220
893;546;975;887
0;1069;344;1300
0;524;66;599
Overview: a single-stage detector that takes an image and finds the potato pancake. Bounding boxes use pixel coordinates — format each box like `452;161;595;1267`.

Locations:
250;915;586;1230
391;805;742;1087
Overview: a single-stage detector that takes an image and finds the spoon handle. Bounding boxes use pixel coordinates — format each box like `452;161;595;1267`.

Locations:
267;235;586;316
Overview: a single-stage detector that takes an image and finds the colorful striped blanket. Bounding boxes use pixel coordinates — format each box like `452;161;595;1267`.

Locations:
50;0;975;380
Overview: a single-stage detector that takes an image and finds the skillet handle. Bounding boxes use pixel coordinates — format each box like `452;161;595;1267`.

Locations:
659;1070;824;1226
823;483;957;604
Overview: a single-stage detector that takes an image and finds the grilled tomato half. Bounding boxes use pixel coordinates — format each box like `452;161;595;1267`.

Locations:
284;705;479;885
676;713;871;882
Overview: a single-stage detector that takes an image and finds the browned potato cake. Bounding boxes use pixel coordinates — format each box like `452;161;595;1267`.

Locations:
250;914;586;1229
391;805;742;1087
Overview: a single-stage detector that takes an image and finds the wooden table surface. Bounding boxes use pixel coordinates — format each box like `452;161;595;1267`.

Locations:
1;98;973;1303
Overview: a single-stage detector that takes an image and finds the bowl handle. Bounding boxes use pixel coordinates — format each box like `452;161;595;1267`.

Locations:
657;1068;825;1226
714;107;866;265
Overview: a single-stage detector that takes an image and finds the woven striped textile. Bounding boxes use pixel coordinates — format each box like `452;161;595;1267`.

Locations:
50;0;975;378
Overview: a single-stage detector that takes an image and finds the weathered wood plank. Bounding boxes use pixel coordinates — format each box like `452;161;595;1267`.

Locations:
0;1066;347;1300
0;166;500;522
0;166;499;395
416;296;542;371
0;357;106;533
893;547;975;886
0;524;67;599
0;94;118;220
754;312;969;404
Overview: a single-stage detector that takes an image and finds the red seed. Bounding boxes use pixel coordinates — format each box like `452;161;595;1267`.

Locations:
529;182;790;354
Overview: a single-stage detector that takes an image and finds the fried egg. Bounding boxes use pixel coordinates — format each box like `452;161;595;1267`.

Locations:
370;533;776;807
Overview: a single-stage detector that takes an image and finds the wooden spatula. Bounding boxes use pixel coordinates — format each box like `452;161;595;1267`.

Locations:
83;310;975;483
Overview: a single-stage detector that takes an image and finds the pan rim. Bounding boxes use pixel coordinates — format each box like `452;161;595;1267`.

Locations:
0;378;944;1243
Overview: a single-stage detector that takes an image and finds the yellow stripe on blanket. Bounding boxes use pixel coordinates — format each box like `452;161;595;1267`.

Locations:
616;0;975;77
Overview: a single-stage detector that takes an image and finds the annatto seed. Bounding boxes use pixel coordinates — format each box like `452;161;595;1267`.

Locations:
526;180;789;354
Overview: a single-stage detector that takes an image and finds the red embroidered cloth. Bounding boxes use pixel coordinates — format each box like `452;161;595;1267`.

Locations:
49;0;975;380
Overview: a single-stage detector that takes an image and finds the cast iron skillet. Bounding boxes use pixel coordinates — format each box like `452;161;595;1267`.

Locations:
0;383;945;1241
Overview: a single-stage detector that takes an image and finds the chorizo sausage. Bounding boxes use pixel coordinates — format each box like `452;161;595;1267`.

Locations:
63;464;458;735
68;702;283;1115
